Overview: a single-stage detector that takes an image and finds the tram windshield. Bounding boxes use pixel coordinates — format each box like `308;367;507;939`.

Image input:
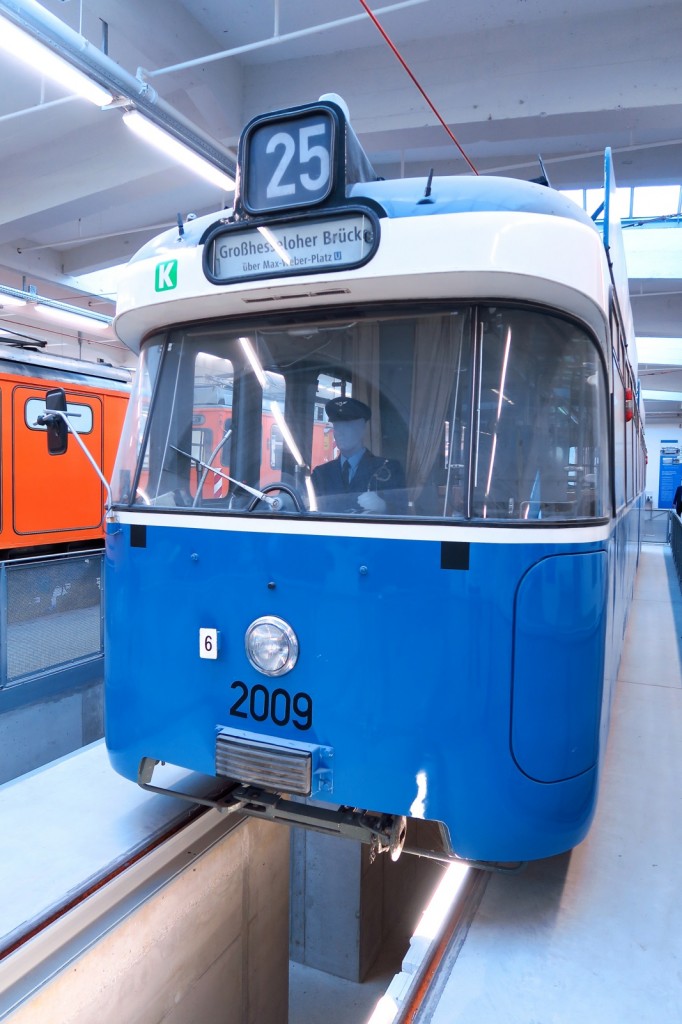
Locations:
113;305;609;522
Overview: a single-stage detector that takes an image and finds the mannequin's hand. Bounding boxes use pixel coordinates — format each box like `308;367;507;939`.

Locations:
357;490;387;513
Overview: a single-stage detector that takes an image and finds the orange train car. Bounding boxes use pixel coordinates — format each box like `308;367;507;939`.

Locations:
0;340;131;559
190;404;333;501
167;373;332;504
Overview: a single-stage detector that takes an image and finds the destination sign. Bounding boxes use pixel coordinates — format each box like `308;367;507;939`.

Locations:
204;211;379;284
243;109;335;214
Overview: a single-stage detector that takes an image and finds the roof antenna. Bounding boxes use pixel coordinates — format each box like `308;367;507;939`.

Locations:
530;155;552;188
418;168;435;205
177;213;185;238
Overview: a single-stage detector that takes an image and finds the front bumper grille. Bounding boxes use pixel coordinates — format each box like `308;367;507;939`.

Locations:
216;730;312;796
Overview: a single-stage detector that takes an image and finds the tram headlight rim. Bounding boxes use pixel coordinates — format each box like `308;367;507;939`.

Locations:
244;615;299;677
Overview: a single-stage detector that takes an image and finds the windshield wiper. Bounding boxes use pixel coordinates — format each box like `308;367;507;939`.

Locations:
169;445;277;507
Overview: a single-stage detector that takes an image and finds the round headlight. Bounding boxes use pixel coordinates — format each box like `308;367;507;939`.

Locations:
245;616;299;676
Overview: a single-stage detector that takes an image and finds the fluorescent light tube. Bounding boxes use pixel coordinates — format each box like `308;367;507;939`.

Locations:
0;17;113;106
36;304;110;331
122;109;234;192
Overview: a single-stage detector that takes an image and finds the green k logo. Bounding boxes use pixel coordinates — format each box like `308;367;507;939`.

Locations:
155;260;178;291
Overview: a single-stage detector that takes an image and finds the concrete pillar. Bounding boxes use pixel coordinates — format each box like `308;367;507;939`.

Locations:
290;822;445;982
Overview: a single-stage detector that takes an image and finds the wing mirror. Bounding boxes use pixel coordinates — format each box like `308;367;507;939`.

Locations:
36;386;113;507
37;387;69;455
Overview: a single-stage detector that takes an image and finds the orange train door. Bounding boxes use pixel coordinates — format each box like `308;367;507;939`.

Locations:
11;385;104;544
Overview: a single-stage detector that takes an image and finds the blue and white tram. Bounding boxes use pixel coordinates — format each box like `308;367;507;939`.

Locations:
105;98;645;864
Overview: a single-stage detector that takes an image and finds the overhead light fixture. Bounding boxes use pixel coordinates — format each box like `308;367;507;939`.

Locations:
122;109;235;192
0;294;26;309
0;15;113;106
1;284;113;332
641;389;682;403
35;304;111;332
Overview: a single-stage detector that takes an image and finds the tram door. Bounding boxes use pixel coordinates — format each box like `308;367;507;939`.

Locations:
11;386;104;540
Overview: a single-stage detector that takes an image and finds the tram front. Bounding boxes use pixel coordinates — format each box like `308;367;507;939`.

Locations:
105;99;614;864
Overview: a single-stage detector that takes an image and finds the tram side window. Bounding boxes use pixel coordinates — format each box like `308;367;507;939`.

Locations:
472;309;609;521
613;363;626;510
186;350;236;504
120;338;237;507
624;380;636;504
625;412;634;503
112;337;163;505
306;312;472;518
403;312;472;518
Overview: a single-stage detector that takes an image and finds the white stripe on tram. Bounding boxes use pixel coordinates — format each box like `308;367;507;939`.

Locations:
110;510;612;545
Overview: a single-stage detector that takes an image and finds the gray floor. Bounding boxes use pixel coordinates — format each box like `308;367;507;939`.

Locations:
419;543;682;1023
289;951;399;1024
0;745;204;953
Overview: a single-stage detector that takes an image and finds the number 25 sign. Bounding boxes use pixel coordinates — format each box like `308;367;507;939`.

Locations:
241;107;335;214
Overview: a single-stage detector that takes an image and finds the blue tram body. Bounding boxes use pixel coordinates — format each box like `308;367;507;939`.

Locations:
104;99;644;864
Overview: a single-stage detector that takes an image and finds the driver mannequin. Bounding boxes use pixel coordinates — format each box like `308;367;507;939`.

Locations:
311;397;406;514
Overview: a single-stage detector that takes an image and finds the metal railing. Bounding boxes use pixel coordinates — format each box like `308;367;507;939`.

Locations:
642;506;673;544
671;512;682;589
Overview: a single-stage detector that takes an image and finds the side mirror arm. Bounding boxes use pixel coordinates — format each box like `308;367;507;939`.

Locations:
37;409;113;509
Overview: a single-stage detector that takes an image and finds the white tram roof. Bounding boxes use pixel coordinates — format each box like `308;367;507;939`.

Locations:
115;173;615;354
127;174;598;265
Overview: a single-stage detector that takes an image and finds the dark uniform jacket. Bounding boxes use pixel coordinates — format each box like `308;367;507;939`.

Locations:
311;450;406;514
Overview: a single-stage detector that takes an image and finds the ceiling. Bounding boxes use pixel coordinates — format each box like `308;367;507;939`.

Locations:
0;0;680;421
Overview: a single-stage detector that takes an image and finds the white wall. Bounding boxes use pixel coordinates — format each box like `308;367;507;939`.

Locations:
643;419;682;507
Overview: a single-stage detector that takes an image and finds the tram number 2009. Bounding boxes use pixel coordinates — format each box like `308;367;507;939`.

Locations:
229;680;313;731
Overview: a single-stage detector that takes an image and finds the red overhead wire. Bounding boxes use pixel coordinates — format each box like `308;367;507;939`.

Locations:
358;0;479;175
